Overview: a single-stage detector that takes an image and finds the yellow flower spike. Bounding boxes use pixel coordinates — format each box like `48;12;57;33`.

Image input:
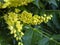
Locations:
3;0;34;8
19;11;53;25
4;12;18;26
16;21;23;32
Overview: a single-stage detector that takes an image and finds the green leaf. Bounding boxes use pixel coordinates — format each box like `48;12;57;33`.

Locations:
38;38;49;45
33;0;40;8
52;34;60;41
23;27;42;45
33;0;45;9
52;14;60;29
23;29;33;45
48;0;58;7
0;0;4;2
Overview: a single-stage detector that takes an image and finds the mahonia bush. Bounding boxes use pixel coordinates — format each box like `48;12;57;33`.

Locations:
0;0;53;45
4;10;52;45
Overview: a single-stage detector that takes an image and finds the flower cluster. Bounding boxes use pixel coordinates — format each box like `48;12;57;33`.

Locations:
4;10;53;45
43;14;53;23
19;11;32;24
2;0;34;8
19;11;53;25
4;12;24;45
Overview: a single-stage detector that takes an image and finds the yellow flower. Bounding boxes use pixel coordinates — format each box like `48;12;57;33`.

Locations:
2;2;11;8
43;14;53;23
3;0;34;8
10;30;14;34
18;42;23;45
8;26;13;30
13;29;16;34
8;12;18;22
19;11;32;24
32;15;43;25
4;12;18;26
16;21;23;32
15;8;21;13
